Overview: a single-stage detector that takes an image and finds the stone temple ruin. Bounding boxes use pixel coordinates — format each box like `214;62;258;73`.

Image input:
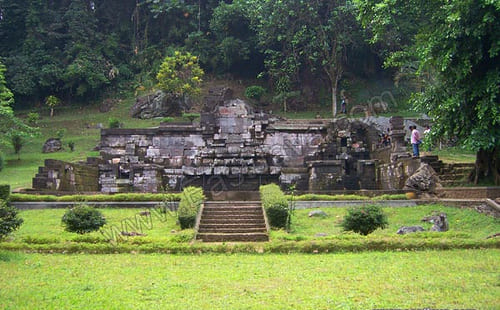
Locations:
31;87;465;194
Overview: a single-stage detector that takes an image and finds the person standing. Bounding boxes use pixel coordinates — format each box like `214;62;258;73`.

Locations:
410;125;421;157
423;125;431;152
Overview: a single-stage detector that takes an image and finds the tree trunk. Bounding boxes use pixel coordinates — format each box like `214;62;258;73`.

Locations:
331;81;337;118
471;146;500;185
50;107;54;117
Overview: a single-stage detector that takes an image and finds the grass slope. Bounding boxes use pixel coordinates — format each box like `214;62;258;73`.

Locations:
0;250;498;309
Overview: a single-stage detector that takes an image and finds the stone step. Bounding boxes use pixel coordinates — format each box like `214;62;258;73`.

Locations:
199;223;266;229
196;232;269;242
439;174;469;181
198;225;267;233
202;209;263;216
202;207;263;213
201;214;264;220
200;218;265;225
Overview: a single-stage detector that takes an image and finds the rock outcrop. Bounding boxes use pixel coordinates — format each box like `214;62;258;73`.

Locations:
130;91;192;119
404;163;442;195
42;138;62;153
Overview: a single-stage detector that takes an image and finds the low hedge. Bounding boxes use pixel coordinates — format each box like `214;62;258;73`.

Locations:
10;193;182;202
177;187;204;229
260;184;289;229
0;238;497;254
287;193;408;201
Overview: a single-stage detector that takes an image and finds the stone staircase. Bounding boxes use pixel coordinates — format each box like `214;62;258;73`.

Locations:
420;156;475;187
196;201;269;242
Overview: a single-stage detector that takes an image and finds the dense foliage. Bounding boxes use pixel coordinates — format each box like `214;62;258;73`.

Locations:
61;205;106;234
0;61;38;147
0;199;23;240
0;0;382;110
357;0;500;184
157;51;204;98
178;186;204;229
0;186;23;240
259;183;289;229
341;205;388;235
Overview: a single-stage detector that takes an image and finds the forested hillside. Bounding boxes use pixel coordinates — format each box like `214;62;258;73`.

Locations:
0;0;387;110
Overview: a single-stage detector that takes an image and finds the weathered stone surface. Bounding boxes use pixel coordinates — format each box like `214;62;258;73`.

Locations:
396;226;425;234
422;212;449;232
42;138;62;153
130;91;191;119
404;163;442;193
308;210;328;217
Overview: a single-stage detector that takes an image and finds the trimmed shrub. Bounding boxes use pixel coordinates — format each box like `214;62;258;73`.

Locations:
10;193;182;202
341;205;389;235
244;85;266;102
108;117;121;128
68;141;75;152
178;187;204;229
61;204;106;234
0;199;23;240
0;185;10;201
260;184;289;229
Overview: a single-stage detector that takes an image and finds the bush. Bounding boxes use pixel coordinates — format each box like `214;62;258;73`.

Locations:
55;128;66;140
108;117;121;128
162;117;175;123
67;141;75;152
244;85;266;102
0;200;23;240
182;112;200;123
260;184;289;229
178;187;204;229
0;185;9;201
61;204;106;234
27;112;39;126
341;205;389;235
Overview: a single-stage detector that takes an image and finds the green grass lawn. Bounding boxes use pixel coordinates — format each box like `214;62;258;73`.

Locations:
6;208;188;245
0;249;498;309
432;146;476;163
276;204;500;241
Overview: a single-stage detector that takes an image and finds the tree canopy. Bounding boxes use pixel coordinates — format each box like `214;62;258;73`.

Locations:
357;0;500;184
0;61;38;147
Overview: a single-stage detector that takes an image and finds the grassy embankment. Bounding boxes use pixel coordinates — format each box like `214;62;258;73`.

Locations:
1;204;497;253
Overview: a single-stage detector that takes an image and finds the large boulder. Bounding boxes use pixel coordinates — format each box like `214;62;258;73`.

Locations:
404;162;442;194
396;226;425;234
308;210;328;217
42;138;62;153
130;91;192;119
422;212;449;232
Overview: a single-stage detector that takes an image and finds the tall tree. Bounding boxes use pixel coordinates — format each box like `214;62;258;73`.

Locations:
250;0;360;116
0;61;38;148
357;0;500;184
